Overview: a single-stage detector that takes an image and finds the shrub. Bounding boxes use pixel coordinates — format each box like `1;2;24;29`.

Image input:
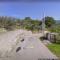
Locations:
56;34;60;44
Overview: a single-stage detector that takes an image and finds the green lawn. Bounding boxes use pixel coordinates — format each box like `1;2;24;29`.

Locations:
47;43;60;58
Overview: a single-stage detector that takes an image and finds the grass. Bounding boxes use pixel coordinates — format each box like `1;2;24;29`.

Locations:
47;43;60;58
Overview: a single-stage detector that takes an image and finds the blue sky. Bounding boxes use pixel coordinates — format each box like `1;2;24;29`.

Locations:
0;2;60;20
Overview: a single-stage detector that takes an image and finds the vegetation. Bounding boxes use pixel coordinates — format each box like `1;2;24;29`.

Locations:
0;16;56;31
55;34;60;43
47;43;60;58
44;16;56;28
48;24;60;33
0;16;42;31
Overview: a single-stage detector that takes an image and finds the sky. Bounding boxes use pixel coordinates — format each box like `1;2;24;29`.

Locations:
0;1;60;20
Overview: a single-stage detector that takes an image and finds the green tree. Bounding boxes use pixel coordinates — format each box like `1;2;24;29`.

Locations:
25;17;31;20
43;16;56;27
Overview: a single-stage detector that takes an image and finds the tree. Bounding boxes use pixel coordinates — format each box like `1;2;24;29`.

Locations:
24;17;31;20
43;16;56;27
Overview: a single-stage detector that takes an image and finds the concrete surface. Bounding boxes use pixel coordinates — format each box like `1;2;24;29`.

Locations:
0;30;58;60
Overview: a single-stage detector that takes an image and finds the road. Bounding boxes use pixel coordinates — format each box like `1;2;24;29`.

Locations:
0;29;25;57
0;30;58;60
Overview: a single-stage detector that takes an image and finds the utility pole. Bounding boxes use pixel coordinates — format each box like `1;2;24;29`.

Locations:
42;8;45;35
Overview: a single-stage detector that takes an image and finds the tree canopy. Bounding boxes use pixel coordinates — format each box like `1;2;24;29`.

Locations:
43;16;56;27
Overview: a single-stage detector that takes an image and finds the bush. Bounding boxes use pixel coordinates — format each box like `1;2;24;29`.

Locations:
5;26;14;31
56;34;60;44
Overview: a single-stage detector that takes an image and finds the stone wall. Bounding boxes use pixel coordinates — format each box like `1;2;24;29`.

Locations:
45;33;58;43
